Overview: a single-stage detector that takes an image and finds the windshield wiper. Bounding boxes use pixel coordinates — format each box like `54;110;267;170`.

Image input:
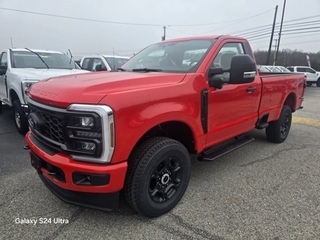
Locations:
68;49;73;65
25;48;49;69
132;68;162;72
117;67;126;71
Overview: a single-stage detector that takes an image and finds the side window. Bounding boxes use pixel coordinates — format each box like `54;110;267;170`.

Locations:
306;68;316;74
287;67;293;72
296;67;305;72
210;42;245;81
91;58;106;71
0;52;8;67
81;58;91;70
211;43;245;70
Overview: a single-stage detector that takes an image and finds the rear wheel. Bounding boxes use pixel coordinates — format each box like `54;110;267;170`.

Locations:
124;137;191;218
266;105;292;143
13;99;29;135
316;78;320;87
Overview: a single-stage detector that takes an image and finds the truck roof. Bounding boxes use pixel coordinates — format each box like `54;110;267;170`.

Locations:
81;54;130;59
8;48;64;54
160;35;247;43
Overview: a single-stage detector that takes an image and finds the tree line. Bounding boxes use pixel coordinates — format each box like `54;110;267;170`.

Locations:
254;50;320;71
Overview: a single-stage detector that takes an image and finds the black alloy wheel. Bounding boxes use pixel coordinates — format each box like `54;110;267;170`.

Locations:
124;137;191;218
266;105;292;143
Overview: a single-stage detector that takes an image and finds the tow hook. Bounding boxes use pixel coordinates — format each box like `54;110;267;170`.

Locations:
23;145;30;150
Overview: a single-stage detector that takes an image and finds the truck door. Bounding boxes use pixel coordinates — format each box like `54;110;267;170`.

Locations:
205;42;260;146
0;52;8;99
305;67;317;82
297;67;316;82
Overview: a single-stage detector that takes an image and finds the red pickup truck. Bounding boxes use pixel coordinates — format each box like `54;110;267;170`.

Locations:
25;35;305;218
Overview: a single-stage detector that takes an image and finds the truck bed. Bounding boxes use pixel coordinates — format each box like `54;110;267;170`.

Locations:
259;72;305;121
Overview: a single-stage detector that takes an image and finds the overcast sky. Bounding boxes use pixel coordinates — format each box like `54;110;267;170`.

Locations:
1;0;319;59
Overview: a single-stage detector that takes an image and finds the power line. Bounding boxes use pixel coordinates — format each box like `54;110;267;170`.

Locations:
0;6;275;28
0;7;163;27
0;7;276;27
169;8;275;27
230;14;320;35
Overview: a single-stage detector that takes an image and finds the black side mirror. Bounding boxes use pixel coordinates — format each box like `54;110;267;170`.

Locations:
95;64;102;71
95;64;108;71
0;65;7;75
208;68;225;89
229;55;256;84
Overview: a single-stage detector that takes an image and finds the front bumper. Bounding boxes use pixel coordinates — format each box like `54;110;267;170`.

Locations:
25;132;127;211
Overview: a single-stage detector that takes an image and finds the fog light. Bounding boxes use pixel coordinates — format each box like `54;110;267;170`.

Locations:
79;142;96;151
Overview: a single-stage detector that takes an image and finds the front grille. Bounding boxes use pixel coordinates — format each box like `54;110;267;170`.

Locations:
29;104;66;144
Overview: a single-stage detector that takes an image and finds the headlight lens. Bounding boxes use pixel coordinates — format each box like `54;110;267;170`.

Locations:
66;104;114;163
78;116;94;127
21;80;38;103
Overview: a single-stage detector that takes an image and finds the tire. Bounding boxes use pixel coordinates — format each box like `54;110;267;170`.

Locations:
0;101;2;113
306;82;312;87
317;78;320;87
266;105;292;143
13;99;29;135
124;137;191;218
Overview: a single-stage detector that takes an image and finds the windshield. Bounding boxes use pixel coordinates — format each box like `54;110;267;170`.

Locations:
105;57;129;71
121;39;216;73
12;51;80;69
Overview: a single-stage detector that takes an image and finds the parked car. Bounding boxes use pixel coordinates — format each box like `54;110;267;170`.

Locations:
26;35;305;218
0;48;89;134
80;55;130;72
258;65;290;73
287;66;320;87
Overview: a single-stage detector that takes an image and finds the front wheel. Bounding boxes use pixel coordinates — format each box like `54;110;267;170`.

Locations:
0;101;2;113
316;78;320;87
266;105;292;143
13;100;29;135
124;137;191;218
306;82;312;87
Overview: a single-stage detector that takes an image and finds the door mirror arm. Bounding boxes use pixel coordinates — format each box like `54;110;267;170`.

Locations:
208;67;229;89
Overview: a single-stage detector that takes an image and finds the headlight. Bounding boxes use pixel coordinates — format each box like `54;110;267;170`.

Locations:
75;116;94;127
66;104;114;163
21;80;38;103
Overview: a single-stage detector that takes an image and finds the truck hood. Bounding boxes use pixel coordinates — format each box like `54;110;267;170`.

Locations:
11;68;89;80
29;72;186;108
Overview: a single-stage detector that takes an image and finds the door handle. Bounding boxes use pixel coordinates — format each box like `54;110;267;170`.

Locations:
246;87;256;93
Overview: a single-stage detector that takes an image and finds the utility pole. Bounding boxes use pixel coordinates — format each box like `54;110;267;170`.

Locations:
266;5;278;65
10;37;13;48
273;39;278;66
275;0;287;64
162;26;166;41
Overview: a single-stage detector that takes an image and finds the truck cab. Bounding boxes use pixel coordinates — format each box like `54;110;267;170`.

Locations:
0;48;89;134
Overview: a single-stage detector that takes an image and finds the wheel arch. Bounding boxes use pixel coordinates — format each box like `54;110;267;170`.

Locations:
283;92;296;112
112;114;203;165
9;88;20;105
133;120;196;154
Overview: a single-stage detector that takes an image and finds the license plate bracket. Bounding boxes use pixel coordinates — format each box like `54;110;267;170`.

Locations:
31;152;43;174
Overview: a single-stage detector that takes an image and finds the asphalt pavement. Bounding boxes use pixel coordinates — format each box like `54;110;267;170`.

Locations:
0;86;319;240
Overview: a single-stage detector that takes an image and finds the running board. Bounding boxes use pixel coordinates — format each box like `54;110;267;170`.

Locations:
198;136;255;162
